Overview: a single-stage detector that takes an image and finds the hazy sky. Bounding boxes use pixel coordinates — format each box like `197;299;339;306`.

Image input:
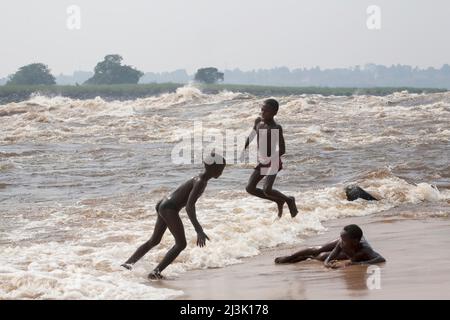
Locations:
1;0;449;77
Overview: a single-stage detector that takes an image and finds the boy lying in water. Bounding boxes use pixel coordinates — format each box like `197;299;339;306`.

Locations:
275;224;385;268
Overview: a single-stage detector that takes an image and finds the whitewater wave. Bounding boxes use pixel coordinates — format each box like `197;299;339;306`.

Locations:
1;88;449;299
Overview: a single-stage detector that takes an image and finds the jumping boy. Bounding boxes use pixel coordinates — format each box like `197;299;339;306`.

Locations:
274;224;386;267
121;153;226;279
243;98;298;218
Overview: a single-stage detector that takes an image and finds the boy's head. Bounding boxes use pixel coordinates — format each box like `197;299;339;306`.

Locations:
340;224;363;248
203;152;226;178
261;98;279;122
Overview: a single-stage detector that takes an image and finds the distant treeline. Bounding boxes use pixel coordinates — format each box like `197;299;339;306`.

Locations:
223;64;450;89
4;64;448;88
0;83;446;105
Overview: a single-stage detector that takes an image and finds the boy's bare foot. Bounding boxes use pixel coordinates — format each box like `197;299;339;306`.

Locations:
121;263;133;270
148;269;164;280
287;196;298;218
275;256;291;264
276;200;285;218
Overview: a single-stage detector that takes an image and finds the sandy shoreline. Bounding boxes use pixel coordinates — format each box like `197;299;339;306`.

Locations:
155;205;450;300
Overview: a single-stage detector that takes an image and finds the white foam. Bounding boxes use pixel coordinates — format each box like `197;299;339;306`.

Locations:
0;243;182;300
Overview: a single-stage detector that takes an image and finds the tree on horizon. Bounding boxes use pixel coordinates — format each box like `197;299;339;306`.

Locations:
84;54;143;85
6;63;56;85
194;67;224;84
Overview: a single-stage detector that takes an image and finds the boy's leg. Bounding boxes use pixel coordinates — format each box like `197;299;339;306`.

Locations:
151;210;187;277
246;169;286;217
275;239;339;264
262;174;289;202
245;169;267;199
123;215;167;267
263;174;298;217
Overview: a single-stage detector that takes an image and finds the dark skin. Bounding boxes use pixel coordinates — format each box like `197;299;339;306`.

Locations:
274;229;386;268
121;164;224;280
243;102;298;218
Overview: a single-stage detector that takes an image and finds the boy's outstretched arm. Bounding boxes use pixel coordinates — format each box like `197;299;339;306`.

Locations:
274;239;339;264
185;179;210;247
244;117;262;150
324;241;342;268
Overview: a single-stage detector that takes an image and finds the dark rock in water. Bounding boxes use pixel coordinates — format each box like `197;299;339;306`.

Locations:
345;185;378;201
